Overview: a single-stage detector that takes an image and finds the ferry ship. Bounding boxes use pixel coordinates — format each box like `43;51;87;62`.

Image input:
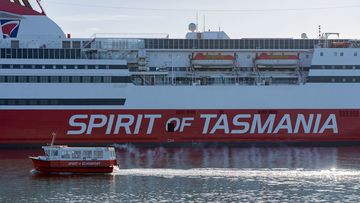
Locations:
1;0;360;146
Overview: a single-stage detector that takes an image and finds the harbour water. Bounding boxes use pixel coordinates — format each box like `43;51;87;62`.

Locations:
1;146;360;202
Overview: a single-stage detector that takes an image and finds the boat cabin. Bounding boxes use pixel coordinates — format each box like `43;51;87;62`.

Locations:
41;146;117;161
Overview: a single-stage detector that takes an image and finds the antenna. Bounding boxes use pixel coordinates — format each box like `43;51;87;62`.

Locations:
50;132;56;146
203;15;206;32
196;11;199;32
318;25;322;39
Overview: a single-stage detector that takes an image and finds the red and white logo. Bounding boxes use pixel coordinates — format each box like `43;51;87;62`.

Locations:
1;20;20;38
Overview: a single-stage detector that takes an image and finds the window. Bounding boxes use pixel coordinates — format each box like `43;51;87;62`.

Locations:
355;52;358;56
39;100;48;105
29;100;37;105
73;41;81;48
103;76;112;83
55;49;60;59
109;65;126;69
62;41;71;49
45;65;53;69
61;76;70;83
340;52;344;56
44;49;49;59
18;76;27;83
61;151;70;159
320;52;324;56
72;151;81;159
29;76;37;83
110;150;116;158
39;76;48;83
7;76;16;82
71;76;81;83
51;150;59;156
82;76;91;83
83;151;92;159
93;76;102;83
50;76;60;83
0;99;126;106
94;151;103;159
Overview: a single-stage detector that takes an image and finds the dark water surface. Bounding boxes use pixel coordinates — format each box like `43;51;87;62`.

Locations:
1;146;360;202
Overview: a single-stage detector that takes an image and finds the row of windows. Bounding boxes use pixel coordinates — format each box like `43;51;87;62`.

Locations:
0;64;127;70
320;52;358;57
307;76;360;83
311;65;360;70
0;48;82;59
0;99;126;106
144;39;349;50
60;150;104;159
0;76;131;83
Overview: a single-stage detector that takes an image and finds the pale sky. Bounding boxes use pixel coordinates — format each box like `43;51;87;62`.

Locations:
42;0;360;39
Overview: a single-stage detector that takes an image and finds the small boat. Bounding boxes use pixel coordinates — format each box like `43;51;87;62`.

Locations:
29;145;117;174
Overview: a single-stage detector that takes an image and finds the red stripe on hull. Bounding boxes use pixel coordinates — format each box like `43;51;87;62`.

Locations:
30;158;116;173
1;109;359;144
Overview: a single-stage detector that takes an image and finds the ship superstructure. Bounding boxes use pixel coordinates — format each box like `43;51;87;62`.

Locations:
1;0;360;145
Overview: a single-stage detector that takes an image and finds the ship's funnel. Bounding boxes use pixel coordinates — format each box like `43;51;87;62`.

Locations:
0;0;65;40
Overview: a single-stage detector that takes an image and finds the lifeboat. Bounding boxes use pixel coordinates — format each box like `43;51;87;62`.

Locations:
331;42;351;48
192;53;235;68
29;146;117;173
255;53;299;67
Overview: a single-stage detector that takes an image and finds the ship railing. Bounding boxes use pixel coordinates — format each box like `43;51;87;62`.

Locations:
82;33;168;50
92;39;145;50
350;40;360;48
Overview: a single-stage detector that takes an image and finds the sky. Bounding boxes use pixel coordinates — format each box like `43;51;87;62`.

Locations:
42;0;360;39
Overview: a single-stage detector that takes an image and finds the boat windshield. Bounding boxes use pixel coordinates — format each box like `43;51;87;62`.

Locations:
110;150;116;159
51;150;58;156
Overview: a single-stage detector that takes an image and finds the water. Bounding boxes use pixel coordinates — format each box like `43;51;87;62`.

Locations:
1;146;360;202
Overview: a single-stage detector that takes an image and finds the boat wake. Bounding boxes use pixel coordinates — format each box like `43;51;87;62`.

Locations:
112;168;360;179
